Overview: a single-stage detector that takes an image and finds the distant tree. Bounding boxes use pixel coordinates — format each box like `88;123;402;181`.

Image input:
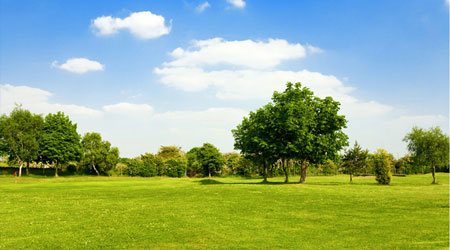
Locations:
223;152;242;175
322;159;338;176
156;146;184;160
394;155;412;174
39;112;82;177
221;152;258;177
115;162;128;176
140;153;162;177
0;107;44;176
80;132;119;175
403;127;449;184
341;142;369;182
187;143;224;177
186;147;202;177
122;158;146;177
157;146;186;177
372;149;393;185
165;158;187;177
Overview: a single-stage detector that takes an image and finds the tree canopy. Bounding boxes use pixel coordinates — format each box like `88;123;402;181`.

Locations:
80;132;119;175
341;142;369;182
187;143;223;177
39;112;82;176
0;106;44;176
403;127;449;184
233;82;348;183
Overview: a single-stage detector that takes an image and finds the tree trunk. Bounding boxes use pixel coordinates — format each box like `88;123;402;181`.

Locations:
26;162;30;175
282;159;289;183
300;161;307;183
92;164;100;176
262;161;268;183
18;161;23;177
54;162;59;177
350;173;353;183
432;166;436;184
208;167;211;178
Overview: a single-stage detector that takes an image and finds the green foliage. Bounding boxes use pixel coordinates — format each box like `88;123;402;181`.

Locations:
341;142;369;182
140;153;162;177
222;152;258;177
233;82;348;183
156;146;184;160
187;143;223;177
403;127;449;183
321;159;338;176
232;103;276;181
114;163;128;176
39;112;82;176
164;158;187;177
372;149;393;185
0;106;44;175
121;158;147;177
80;132;119;175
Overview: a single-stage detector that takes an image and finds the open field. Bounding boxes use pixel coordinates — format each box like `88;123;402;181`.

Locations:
1;174;448;249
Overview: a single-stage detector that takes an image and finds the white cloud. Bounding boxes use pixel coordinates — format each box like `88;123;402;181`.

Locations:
52;58;104;74
102;102;153;116
0;84;101;117
2;84;448;157
196;2;211;13
227;0;246;9
0;84;247;157
164;38;311;69
154;38;393;120
91;11;171;39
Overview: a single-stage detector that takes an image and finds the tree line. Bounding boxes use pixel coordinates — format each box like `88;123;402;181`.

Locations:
0;82;448;184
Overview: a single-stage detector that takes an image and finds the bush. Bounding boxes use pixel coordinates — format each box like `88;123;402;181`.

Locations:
164;159;186;177
372;149;392;185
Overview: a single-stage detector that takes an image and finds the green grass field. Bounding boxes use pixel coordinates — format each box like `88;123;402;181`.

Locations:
1;174;448;249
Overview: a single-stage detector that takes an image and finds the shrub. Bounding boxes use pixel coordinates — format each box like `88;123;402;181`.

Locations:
164;158;186;177
372;149;392;185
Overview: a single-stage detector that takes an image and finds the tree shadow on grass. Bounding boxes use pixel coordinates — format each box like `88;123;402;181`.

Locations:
195;179;288;185
195;179;384;186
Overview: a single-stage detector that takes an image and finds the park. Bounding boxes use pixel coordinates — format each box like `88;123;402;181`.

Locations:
1;174;449;249
1;1;449;249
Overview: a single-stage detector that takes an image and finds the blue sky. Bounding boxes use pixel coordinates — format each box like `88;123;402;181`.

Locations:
0;0;448;157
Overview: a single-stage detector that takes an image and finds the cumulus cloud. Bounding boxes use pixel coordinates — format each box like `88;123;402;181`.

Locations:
91;11;171;39
0;84;247;157
227;0;246;9
196;2;211;12
164;38;312;69
102;102;154;116
52;58;104;74
2;84;448;157
0;84;101;117
154;38;393;120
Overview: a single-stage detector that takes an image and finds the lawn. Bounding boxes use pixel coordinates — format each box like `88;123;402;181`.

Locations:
0;174;448;249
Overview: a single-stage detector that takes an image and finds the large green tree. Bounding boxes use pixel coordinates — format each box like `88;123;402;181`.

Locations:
39;112;82;177
271;82;348;183
234;82;348;183
80;132;119;175
403;127;449;184
0;107;44;176
341;142;369;183
233;104;277;182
